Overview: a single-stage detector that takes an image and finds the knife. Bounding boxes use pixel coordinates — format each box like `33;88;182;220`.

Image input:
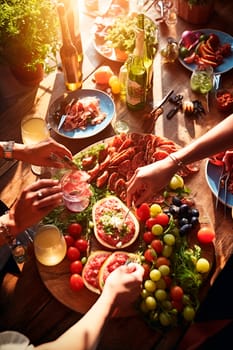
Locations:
57;98;76;131
150;89;174;118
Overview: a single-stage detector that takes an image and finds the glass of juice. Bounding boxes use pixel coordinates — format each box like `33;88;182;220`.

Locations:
190;64;213;95
34;225;67;266
21;113;50;175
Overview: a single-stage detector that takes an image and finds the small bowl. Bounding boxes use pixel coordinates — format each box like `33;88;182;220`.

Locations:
215;89;233;113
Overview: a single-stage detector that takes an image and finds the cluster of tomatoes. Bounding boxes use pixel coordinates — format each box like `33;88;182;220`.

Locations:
64;223;89;292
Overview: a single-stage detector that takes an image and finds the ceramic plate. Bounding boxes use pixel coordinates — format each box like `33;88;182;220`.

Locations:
92;14;158;63
179;29;233;74
205;160;233;207
47;89;115;139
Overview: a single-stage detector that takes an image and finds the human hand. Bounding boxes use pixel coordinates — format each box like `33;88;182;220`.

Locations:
22;138;73;167
10;179;62;234
102;263;144;308
127;158;176;207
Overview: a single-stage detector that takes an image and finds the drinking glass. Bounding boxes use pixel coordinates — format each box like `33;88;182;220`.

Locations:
34;224;67;266
190;65;213;111
61;170;92;212
21;113;50;175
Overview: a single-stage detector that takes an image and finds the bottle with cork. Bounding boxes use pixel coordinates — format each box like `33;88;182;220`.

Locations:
57;2;82;91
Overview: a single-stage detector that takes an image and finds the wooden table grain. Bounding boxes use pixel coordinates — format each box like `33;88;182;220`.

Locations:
1;1;233;349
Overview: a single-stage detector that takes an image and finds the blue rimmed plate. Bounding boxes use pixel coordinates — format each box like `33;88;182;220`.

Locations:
179;29;233;74
47;89;115;139
205;160;233;208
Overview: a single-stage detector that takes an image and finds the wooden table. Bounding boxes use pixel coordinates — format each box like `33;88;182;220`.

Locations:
1;1;233;349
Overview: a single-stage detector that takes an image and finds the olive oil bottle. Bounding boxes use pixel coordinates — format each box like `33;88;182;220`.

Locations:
57;3;82;91
126;15;147;110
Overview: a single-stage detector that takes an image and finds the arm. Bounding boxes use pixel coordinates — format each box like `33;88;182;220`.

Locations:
35;263;144;350
127;113;233;207
0;179;62;247
0;138;73;167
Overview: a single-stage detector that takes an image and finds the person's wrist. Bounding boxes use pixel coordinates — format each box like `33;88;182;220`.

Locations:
0;213;18;243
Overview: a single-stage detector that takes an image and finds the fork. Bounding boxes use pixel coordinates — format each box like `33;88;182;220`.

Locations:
216;167;230;216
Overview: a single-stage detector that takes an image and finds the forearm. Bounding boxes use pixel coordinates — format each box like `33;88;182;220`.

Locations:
171;114;233;166
35;289;115;350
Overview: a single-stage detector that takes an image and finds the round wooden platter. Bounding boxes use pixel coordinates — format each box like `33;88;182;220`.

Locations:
37;135;216;316
37;234;140;317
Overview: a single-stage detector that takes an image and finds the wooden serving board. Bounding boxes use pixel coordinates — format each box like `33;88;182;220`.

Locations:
37;134;215;316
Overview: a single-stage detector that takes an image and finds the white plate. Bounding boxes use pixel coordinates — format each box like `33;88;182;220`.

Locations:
47;89;115;139
179;28;233;74
205;160;233;208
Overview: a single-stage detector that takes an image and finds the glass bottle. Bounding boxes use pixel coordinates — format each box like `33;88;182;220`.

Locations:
59;0;83;66
138;13;153;92
160;37;179;63
126;16;147;110
57;3;82;91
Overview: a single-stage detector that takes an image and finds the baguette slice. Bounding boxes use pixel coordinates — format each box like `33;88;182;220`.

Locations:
82;250;111;294
92;195;139;249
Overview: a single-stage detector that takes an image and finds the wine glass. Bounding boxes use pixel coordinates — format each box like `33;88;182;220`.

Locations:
190;64;213;112
21;113;50;175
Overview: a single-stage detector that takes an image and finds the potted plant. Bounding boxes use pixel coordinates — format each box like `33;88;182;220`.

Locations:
0;0;59;86
174;0;215;25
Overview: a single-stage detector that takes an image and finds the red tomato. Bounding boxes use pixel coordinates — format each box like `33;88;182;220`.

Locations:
64;235;75;247
153;213;170;227
135;203;150;222
145;217;159;229
70;260;83;274
170;285;184;301
67;246;81;261
156;256;170;267
197;227;215;244
163;275;172;288
143;231;154;244
142;262;151;279
171;299;184;312
75;238;88;253
144;248;157;263
67;223;83;238
70;274;84;292
151;239;163;254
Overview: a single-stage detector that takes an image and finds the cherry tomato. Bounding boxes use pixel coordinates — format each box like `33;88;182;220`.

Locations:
171;300;184;312
135;203;151;222
144;248;157;263
67;246;81;261
67;223;83;238
163;275;172;289
70;260;83;274
75;238;88;253
197;227;215;244
156;256;170;267
143;231;154;244
70;274;84;292
64;234;75;247
170;285;184;301
142;262;151;279
145;217;159;229
151;239;163;254
153;213;170;227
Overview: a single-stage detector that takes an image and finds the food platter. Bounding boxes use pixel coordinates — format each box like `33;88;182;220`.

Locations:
92;13;158;63
46;89;115;139
205;160;233;208
38;133;215;320
179;29;233;74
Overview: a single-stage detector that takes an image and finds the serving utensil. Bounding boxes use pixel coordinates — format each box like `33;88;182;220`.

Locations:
216;166;231;216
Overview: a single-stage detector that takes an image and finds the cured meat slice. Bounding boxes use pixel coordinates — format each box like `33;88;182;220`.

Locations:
92;196;139;249
98;251;139;290
82;250;111;294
